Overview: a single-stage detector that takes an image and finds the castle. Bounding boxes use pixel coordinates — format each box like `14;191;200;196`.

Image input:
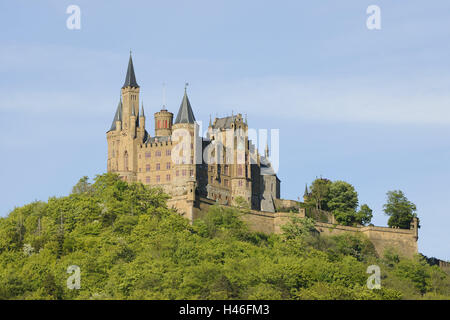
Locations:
107;54;280;220
106;54;419;258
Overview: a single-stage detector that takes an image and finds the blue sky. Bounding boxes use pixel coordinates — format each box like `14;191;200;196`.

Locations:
1;0;449;260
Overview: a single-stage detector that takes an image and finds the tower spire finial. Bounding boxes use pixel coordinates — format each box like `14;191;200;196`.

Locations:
304;184;309;197
174;85;196;124
185;82;189;93
122;52;139;89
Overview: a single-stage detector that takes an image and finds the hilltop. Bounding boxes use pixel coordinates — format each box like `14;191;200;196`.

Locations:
0;173;448;300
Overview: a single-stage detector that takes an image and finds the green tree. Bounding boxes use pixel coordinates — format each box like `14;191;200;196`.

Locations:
71;176;93;195
328;181;358;213
0;173;447;300
383;190;417;229
356;204;373;226
281;216;317;241
305;178;331;210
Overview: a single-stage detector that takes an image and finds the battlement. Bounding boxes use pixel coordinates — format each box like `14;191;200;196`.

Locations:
139;140;174;148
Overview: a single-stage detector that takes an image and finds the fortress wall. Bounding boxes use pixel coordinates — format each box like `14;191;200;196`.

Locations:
191;197;418;259
274;199;299;211
167;195;194;221
315;222;418;258
241;210;277;234
439;261;450;274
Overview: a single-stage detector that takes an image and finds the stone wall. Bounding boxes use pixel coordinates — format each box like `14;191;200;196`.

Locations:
274;198;299;211
314;222;418;258
185;197;419;259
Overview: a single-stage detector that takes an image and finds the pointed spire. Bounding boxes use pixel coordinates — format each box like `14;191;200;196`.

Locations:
264;142;269;158
122;52;139;89
174;85;196;124
108;98;123;131
303;184;309;197
140;102;145;117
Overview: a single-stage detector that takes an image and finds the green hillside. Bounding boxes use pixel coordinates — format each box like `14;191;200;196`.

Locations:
0;173;448;300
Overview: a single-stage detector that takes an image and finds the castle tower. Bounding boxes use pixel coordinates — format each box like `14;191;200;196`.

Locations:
121;53;140;133
154;105;174;137
172;86;198;184
106;53;142;182
137;102;147;141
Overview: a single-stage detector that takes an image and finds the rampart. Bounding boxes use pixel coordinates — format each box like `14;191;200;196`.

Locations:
190;197;419;259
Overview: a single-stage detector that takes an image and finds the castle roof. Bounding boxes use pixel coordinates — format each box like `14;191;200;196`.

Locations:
174;89;196;124
145;135;171;144
122;54;139;89
108;98;122;132
212;115;237;129
260;156;276;176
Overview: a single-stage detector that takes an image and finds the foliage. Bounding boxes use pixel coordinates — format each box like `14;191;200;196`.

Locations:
304;178;331;210
281;216;317;241
304;179;373;226
0;173;447;300
383;190;417;229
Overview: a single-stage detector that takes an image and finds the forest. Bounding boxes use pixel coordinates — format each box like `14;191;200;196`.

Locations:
0;173;448;300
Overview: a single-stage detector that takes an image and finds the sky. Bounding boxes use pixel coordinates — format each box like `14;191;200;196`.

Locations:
0;0;449;260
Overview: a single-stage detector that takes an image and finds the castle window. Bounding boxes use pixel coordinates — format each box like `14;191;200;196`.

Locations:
145;152;151;159
176;170;179;177
238;180;243;187
156;175;160;183
237;165;243;176
166;149;171;156
190;169;193;177
166;174;171;181
156;163;160;171
146;176;150;184
166;162;171;170
210;176;213;183
156;151;161;157
224;179;229;187
182;170;186;176
146;164;150;172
